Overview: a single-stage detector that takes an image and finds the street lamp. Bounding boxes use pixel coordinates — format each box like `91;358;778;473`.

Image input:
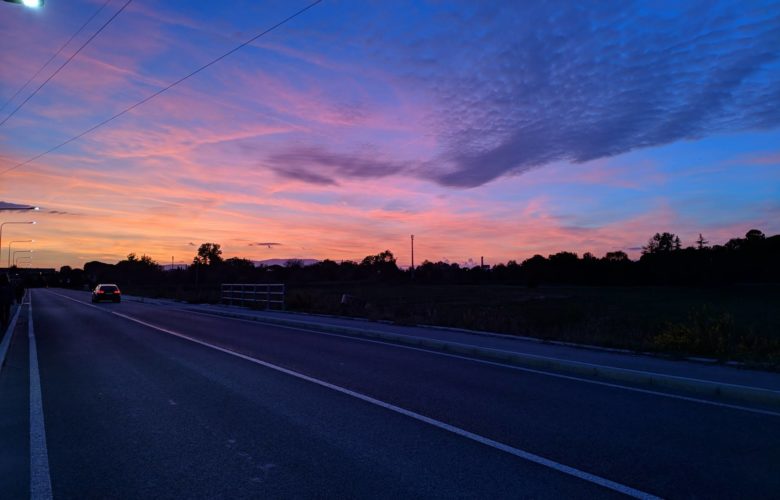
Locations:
13;250;32;266
0;220;36;267
2;0;44;8
8;240;33;267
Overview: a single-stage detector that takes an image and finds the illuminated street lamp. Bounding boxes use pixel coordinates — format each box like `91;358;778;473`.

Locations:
0;221;36;267
2;0;44;8
8;240;33;267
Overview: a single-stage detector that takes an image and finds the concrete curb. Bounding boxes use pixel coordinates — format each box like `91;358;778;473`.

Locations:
126;295;737;367
179;305;780;409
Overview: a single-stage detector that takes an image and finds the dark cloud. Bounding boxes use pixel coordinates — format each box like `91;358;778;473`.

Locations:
47;210;83;216
411;2;780;186
256;2;779;188
294;1;779;188
265;146;406;185
249;242;282;248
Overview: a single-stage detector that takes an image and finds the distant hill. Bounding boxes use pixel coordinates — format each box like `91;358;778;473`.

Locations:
160;259;320;271
253;259;320;267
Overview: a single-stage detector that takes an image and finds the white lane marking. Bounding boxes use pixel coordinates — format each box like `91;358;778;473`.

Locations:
29;291;53;500
44;291;660;499
0;300;23;372
48;290;780;418
112;311;661;500
179;307;780;418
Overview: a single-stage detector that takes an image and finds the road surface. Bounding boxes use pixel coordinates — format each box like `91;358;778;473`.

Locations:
1;288;778;498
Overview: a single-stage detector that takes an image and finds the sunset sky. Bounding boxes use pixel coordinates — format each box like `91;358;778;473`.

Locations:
1;0;778;269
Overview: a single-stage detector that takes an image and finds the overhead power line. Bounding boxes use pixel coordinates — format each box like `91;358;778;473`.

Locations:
0;0;323;177
0;0;133;128
0;0;113;117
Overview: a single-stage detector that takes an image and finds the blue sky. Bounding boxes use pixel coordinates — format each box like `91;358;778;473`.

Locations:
0;0;778;267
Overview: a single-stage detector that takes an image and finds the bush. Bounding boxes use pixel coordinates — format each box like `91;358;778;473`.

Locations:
653;307;739;360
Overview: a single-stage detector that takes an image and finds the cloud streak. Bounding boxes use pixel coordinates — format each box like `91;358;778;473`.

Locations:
265;145;408;185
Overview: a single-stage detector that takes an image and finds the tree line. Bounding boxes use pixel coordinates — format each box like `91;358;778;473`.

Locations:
54;229;779;294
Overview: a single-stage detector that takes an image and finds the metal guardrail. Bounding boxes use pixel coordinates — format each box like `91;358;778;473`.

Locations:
221;283;285;310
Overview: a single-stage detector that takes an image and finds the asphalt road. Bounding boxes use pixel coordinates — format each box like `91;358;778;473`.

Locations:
1;288;779;499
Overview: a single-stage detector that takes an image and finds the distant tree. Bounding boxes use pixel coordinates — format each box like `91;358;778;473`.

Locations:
285;259;304;269
361;250;397;267
604;251;629;262
224;257;255;270
118;253;158;269
642;232;681;255
193;243;223;266
745;229;765;241
724;238;742;251
138;254;157;267
696;233;709;250
548;251;578;263
360;250;399;280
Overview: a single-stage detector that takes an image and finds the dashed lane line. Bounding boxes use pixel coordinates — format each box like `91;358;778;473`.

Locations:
48;290;660;499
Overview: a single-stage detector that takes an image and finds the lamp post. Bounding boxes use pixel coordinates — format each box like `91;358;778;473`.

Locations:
13;250;32;266
8;240;33;268
2;0;44;8
0;221;36;267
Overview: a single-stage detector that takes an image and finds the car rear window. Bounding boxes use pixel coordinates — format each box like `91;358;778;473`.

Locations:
100;286;118;292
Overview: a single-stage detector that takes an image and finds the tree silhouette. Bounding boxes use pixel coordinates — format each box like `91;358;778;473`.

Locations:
604;251;629;262
360;250;399;280
51;228;779;298
642;232;681;254
193;243;223;266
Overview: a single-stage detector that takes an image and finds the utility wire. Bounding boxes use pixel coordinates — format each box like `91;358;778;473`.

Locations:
0;0;133;128
0;0;323;177
0;0;114;117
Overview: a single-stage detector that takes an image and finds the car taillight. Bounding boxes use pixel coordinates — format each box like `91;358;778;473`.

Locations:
96;290;104;294
114;290;121;294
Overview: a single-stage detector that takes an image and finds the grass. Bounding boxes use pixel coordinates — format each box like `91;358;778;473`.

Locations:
283;283;780;368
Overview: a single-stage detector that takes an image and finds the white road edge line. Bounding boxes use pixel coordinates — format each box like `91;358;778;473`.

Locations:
180;306;780;418
45;291;660;499
29;291;53;500
0;298;23;372
49;290;780;418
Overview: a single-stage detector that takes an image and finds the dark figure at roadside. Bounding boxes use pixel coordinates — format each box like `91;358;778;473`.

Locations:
0;273;12;331
14;279;25;304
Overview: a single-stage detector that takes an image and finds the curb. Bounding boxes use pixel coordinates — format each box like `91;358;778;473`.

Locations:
179;305;780;409
137;296;737;367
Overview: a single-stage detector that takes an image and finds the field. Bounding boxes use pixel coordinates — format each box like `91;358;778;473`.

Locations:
283;283;780;367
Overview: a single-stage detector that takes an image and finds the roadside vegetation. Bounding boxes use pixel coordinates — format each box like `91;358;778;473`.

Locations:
48;229;780;368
